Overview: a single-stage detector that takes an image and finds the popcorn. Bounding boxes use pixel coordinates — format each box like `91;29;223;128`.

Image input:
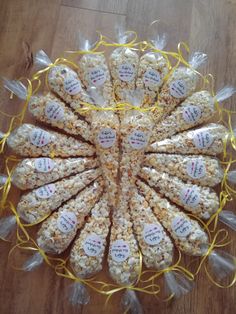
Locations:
129;189;173;269
148;123;228;156
89;88;120;207
78;54;114;105
152;52;207;123
109;47;139;100
136;180;209;256
7;124;95;157
29;93;92;141
108;205;140;286
119;91;153;203
70;194;110;278
11;157;98;190
136;41;169;105
143;153;223;187
17;168;101;224
37;178;104;254
35;50;91;122
151;90;215;142
139;167;219;219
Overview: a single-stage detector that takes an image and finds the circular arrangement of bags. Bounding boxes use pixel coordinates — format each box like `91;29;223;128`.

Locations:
0;32;236;309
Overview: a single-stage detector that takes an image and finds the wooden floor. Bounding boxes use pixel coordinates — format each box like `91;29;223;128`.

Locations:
0;0;236;313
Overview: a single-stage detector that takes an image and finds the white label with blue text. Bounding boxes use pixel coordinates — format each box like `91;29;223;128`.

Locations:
180;187;200;208
111;240;130;262
98;128;116;148
45;101;64;121
182;105;202;123
118;63;135;82
57;212;77;233
169;79;187;98
64;77;81;95
83;234;103;257
30;129;51;147
35;183;56;199
88;67;106;86
171;216;192;237
128;130;148;150
143;69;161;87
34;158;55;173
142;223;164;245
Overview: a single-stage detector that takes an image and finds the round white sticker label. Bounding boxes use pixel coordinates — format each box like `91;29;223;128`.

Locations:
111;240;130;263
171;216;192;237
169;79;187;98
142;223;164;245
128;130;148;150
182;105;202;123
83;234;103;257
143;69;161;87
97;128;116;148
180;187;200;208
57;212;77;233
193;131;213;149
35;183;56;199
88;67;106;86
30;128;51;147
186;159;206;179
45;101;64;121
64;77;81;95
34;158;55;173
118;63;135;82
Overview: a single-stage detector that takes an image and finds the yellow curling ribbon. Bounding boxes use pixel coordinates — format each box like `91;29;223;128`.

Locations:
65;32;105;56
192;229;236;288
0;117;17;154
139;249;194;301
54;250;160;305
74;101;161;114
101;31;138;48
8;237;66;271
31;57;79;91
0;78;33;155
0;155;20;210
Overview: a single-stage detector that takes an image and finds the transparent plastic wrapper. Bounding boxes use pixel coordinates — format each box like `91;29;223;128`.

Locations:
227;170;236;184
22;252;44;271
68;282;90;307
148;123;228;156
152;51;207;123
17;168;101;224
143;153;223;187
206;249;236;281
136;33;169;105
164;271;194;298
109;27;139;100
108;207;140;286
77;35;114;105
151;86;235;141
70;194;110;278
36;178;104;254
129;189;173;269
136;180;209;256
89;87;119;207
219;211;236;231
2;157;98;190
6;123;95;157
0;215;16;239
139;167;219;219
3;79;92;142
121;290;144;314
119;90;153;203
34;50;92;122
